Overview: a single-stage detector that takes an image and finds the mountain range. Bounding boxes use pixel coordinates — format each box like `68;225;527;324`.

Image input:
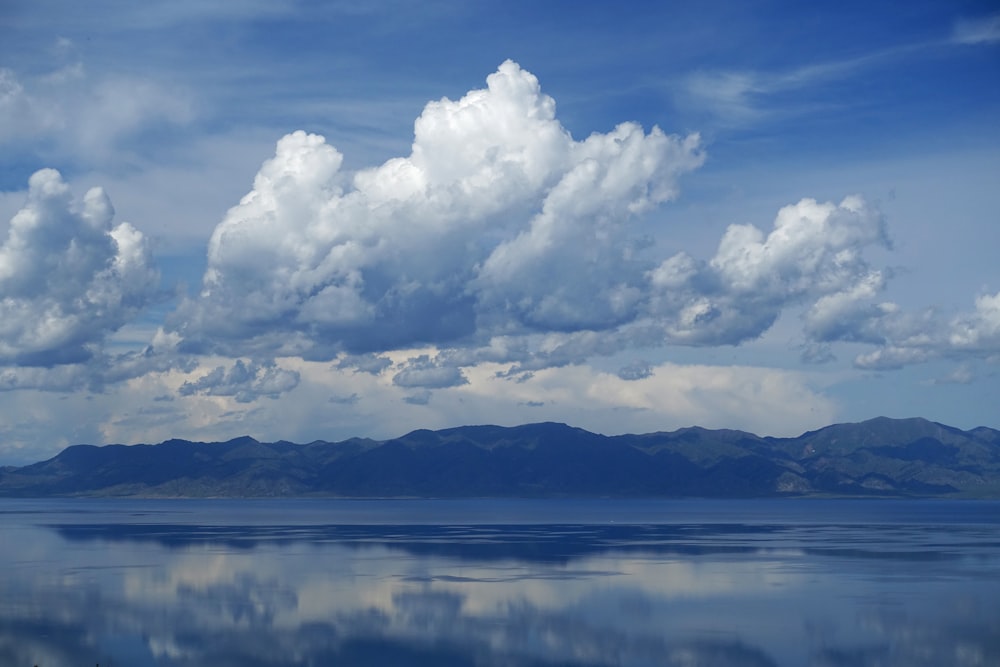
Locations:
1;417;999;498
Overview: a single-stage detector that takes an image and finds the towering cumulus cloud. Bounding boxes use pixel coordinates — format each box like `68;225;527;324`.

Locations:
0;169;158;367
175;61;705;360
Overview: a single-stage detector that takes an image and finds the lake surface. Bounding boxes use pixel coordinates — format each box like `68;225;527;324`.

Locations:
1;498;998;667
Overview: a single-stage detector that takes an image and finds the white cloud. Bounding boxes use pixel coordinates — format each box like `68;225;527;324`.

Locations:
710;196;888;294
949;291;1000;352
850;291;1000;370
646;195;891;347
0;169;159;366
174;60;706;358
803;271;889;344
0;63;194;162
679;56;869;126
952;14;1000;45
930;365;975;386
853;345;932;371
677;34;974;129
682;70;764;124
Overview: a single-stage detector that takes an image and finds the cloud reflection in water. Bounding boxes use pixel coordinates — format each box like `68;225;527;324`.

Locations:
0;500;998;666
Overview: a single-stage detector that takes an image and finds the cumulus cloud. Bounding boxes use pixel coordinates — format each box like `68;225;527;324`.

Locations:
392;355;468;389
853;290;1000;370
336;353;392;375
178;359;300;402
646;195;891;346
802;272;889;344
853;345;931;371
949;291;1000;352
0;331;191;395
173;60;705;359
0;169;159;367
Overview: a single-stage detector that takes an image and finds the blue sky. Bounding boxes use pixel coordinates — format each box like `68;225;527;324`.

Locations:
0;1;998;464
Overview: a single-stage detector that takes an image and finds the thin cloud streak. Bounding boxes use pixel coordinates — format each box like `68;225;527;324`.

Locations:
680;24;991;126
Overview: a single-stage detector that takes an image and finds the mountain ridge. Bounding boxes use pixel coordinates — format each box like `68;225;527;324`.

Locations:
1;417;998;498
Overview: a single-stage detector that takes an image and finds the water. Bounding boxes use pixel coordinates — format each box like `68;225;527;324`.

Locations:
1;498;998;666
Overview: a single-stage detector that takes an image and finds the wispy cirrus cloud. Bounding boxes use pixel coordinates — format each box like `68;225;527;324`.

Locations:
681;13;1000;127
679;52;894;126
0;62;195;164
952;13;1000;45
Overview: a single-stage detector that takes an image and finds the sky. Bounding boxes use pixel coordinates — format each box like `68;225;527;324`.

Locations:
0;1;998;464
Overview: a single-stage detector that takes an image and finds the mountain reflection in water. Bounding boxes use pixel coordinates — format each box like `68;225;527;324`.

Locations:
1;499;998;667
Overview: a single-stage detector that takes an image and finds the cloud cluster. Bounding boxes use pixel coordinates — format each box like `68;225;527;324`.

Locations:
173;60;705;360
853;289;1000;370
0;169;159;367
164;60;1000;389
391;355;468;389
650;195;891;346
178;359;300;403
413;194;894;380
4;60;997;418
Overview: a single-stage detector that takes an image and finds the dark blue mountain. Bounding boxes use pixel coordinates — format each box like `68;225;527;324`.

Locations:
1;418;997;498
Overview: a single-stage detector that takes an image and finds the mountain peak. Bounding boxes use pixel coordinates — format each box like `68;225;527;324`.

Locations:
224;435;260;446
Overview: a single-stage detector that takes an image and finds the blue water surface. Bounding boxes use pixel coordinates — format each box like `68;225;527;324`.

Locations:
1;498;998;666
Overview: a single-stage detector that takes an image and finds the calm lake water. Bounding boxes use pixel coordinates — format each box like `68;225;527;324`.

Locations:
1;498;998;667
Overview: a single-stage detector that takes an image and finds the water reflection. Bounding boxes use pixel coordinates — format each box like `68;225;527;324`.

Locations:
1;499;998;667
